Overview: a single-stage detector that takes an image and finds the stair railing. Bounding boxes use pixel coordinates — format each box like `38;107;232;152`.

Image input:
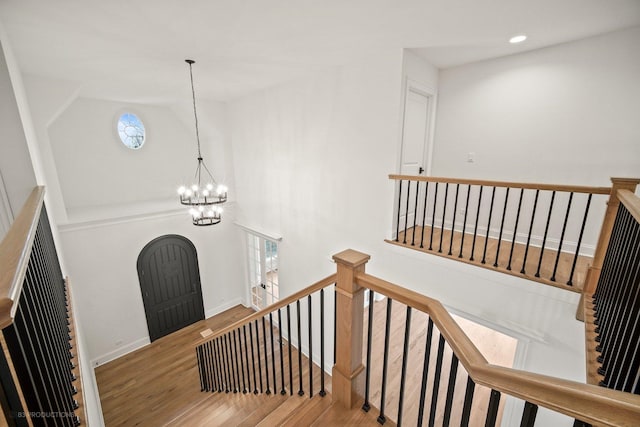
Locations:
333;249;640;427
0;187;84;426
195;274;336;399
388;175;639;292
584;188;640;393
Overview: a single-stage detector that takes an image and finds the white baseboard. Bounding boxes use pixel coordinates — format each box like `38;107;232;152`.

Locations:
205;297;246;319
90;298;245;368
91;336;150;368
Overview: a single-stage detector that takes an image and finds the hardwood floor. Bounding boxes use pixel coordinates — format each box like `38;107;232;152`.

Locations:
391;225;592;291
96;300;516;426
362;298;517;427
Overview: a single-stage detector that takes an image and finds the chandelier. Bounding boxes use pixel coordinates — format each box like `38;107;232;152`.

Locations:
177;59;228;226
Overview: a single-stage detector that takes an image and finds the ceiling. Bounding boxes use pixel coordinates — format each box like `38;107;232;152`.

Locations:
1;0;639;104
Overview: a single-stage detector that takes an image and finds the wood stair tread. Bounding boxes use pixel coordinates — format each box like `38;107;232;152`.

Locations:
281;393;333;426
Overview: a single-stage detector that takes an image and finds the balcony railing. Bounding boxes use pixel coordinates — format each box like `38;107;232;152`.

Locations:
0;187;84;426
387;175;639;294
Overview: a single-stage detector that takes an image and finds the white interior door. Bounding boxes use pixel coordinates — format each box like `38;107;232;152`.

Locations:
247;233;279;311
398;82;433;232
400;88;431;176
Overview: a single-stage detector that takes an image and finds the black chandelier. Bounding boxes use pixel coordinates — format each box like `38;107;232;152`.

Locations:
177;59;227;226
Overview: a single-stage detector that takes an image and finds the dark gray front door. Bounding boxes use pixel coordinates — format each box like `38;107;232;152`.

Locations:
137;234;205;341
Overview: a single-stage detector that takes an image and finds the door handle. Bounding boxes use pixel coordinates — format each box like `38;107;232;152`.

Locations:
419;166;424;174
260;283;266;289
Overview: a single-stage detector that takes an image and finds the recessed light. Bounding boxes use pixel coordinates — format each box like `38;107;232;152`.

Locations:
509;34;527;44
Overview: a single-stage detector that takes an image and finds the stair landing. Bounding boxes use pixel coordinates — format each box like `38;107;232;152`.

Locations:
388;224;591;292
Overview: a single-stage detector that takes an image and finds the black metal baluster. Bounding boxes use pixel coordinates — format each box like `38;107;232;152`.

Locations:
202;342;211;392
297;300;304;396
23;266;70;421
212;338;222;392
404;181;412;244
287;304;294;395
212;340;221;393
535;191;556;278
197;346;205;391
442;354;459;426
551;192;574;281
29;237;74;414
429;182;439;250
235;329;246;393
262;316;271;394
568;194;592;286
269;313;277;394
254;320;263;393
412;181;420;245
12;304;59;427
396;180;403;242
494;187;510;267
243;324;252;394
507;188;524;271
216;337;226;392
521;190;540;274
333;287;337;366
459;185;471;258
428;335;446;427
225;333;237;392
377;298;393;425
439;183;449;253
470;186;484;261
460;377;476;427
449;184;460;255
363;289;375;412
210;341;220;393
595;215;635;359
484;390;501;427
420;182;430;248
520;401;539;427
481;186;496;264
319;289;326;397
249;321;260;393
19;281;67;425
396;306;412;427
308;294;313;397
277;309;286;395
417;318;435;427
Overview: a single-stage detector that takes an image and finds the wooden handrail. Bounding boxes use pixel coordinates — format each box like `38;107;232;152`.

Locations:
0;186;45;328
618;189;640;223
356;271;640;427
389;174;612;194
195;273;337;347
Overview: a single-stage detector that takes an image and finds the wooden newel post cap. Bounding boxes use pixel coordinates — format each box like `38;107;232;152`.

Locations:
332;249;371;268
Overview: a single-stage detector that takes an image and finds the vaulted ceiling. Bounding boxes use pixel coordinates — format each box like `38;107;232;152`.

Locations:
1;0;639;104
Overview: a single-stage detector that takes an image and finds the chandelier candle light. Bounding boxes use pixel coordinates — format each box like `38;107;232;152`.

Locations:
178;59;228;226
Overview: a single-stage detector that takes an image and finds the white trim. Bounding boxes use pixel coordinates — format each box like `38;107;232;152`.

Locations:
0;169;14;236
90;337;150;368
58;208;189;232
204;297;246;319
234;222;282;242
91;298;246;368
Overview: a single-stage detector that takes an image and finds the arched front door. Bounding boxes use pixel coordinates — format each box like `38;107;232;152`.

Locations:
137;235;205;341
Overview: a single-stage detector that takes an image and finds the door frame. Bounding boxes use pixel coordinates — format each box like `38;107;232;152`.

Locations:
397;77;437;176
136;234;205;342
392;78;438;239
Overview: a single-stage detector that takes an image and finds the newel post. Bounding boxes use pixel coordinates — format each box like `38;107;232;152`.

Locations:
577;177;640;320
332;249;370;409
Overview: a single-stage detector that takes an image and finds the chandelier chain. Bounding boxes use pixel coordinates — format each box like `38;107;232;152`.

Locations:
187;60;203;160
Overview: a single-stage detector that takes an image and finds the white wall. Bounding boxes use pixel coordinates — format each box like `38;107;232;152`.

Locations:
228;47;587;426
59;211;244;365
0;38;36;221
432;26;640;185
